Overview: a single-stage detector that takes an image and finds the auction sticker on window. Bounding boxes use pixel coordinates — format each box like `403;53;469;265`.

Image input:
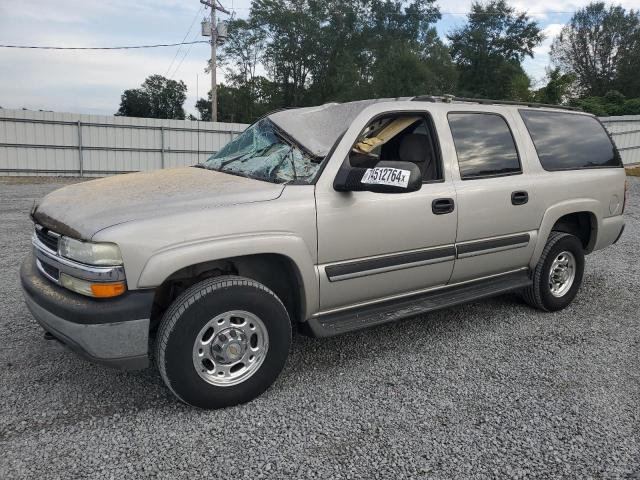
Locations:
361;167;410;188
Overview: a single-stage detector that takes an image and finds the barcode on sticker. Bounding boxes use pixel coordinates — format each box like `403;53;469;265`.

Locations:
361;167;410;188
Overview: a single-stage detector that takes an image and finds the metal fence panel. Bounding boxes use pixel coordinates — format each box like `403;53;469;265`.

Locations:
600;115;640;166
0;108;247;176
1;108;638;176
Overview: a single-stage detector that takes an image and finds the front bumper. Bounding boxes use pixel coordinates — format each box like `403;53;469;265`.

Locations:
20;253;155;370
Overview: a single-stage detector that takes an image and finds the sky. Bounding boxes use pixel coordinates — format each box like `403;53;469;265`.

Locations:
0;0;636;117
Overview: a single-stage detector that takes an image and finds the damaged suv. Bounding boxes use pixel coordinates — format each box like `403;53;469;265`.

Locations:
21;97;626;409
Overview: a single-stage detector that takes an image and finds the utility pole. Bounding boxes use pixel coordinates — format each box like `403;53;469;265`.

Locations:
200;0;229;122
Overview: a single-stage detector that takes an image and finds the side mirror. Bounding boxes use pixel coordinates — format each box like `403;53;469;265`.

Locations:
333;160;422;194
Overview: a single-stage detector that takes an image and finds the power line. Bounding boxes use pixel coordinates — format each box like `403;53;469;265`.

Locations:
170;31;201;79
164;5;205;77
0;41;209;50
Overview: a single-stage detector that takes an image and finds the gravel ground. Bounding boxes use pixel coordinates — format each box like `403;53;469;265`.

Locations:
1;176;639;479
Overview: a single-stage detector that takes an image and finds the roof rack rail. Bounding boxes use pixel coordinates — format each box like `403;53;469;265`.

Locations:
412;94;581;112
412;95;440;103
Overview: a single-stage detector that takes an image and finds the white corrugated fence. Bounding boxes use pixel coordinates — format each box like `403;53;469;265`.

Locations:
599;115;640;166
1;108;638;176
0;109;248;176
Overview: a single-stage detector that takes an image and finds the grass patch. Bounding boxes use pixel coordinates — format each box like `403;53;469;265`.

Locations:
626;166;640;177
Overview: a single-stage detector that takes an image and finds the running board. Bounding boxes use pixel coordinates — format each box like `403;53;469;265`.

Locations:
306;270;531;337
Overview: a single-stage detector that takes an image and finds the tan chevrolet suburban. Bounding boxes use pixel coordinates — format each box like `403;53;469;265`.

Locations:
21;96;627;409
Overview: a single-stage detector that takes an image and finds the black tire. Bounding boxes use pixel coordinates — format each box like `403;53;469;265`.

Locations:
522;231;585;312
155;275;291;409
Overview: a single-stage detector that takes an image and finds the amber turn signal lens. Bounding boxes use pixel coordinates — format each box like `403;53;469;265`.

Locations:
60;273;127;298
90;282;127;298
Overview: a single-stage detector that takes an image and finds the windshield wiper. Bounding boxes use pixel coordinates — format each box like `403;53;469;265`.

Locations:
288;148;298;181
267;145;298;184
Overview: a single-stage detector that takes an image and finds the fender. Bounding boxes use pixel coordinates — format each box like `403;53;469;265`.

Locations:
530;199;600;269
137;232;319;319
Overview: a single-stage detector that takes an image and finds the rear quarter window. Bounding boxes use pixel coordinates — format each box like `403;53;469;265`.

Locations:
519;110;621;171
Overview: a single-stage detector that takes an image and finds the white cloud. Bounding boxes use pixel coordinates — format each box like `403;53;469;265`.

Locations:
1;0;197;23
523;23;565;85
533;22;565;58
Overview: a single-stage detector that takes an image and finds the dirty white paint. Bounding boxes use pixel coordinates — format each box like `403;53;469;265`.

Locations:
33;167;284;238
0;108;247;176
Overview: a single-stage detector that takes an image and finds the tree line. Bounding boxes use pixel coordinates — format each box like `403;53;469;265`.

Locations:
116;0;640;122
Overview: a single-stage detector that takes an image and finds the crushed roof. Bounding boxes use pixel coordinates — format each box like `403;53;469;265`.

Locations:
268;98;409;158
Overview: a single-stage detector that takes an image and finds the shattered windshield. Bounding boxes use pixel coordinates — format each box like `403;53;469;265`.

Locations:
200;118;321;184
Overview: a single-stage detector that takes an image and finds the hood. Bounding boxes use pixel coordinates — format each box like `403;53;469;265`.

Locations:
33;167;284;239
268;98;409;158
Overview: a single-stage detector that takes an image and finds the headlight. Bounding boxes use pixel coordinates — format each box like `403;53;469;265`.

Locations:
58;237;123;266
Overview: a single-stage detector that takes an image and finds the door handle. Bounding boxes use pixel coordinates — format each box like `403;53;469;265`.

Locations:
511;191;528;205
432;198;455;215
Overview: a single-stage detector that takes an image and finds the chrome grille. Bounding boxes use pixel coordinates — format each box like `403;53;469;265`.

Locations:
37;259;60;281
35;226;59;252
32;231;127;285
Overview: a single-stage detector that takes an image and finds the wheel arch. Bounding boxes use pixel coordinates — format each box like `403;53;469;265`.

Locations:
530;200;601;269
150;253;306;330
137;234;318;327
550;211;597;252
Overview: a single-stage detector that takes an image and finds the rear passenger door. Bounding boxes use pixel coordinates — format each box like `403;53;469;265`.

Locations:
445;110;540;283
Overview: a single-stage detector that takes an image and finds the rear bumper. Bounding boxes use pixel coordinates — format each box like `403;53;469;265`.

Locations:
613;224;625;245
20;254;154;370
595;215;625;251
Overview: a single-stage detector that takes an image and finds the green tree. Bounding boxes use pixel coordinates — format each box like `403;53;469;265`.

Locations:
250;0;325;107
569;90;640;116
448;0;542;100
219;19;266;87
116;89;151;118
116;75;187;119
195;96;211;121
207;19;280;122
196;78;280;123
372;50;434;97
533;67;576;104
550;2;640;97
302;0;370;103
364;0;456;98
198;0;458;123
239;0;454;107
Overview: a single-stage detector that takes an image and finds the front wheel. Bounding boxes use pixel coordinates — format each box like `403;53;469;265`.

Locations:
522;231;585;312
155;276;291;409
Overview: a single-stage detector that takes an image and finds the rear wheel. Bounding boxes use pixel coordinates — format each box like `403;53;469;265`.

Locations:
522;231;585;311
155;275;291;409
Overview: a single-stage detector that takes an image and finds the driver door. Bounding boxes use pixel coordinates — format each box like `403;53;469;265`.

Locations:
314;105;458;312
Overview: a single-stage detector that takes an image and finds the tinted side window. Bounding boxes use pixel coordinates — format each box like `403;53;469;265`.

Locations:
519;110;621;170
448;113;521;179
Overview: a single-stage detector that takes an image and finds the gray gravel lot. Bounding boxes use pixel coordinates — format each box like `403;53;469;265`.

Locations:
1;176;639;479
